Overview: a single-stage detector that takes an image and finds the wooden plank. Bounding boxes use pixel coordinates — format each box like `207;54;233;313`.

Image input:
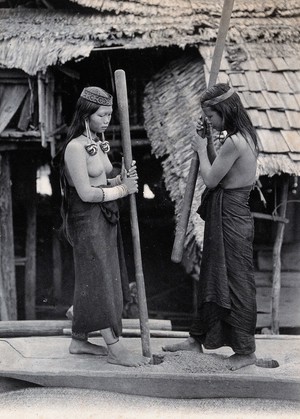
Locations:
256;287;300;328
245;71;264;92
261;91;285;109
284;57;300;71
0;153;17;320
0;337;299;401
284;72;300;93
0;85;28;133
52;232;62;303
261;71;292;93
255;271;300;288
247;109;261;127
256;129;289;153
254;57;276;71
254;93;269;110
24;160;37;320
281;130;300;152
37;72;46;147
289;152;300;161
239;91;260;108
278;93;299;111
271;57;290;72
286;110;300;129
228;72;246;88
257;111;271;129
266;110;289;130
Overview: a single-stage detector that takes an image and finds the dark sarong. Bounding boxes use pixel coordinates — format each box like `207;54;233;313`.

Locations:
190;185;257;355
66;187;130;338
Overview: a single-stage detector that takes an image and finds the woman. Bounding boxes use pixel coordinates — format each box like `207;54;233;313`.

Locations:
163;83;258;371
57;86;149;367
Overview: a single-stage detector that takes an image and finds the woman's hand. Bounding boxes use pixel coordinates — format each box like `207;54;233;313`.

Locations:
191;134;207;154
123;173;138;195
121;158;138;181
196;115;208;138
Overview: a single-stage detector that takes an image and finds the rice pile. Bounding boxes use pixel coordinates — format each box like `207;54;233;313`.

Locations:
141;351;229;374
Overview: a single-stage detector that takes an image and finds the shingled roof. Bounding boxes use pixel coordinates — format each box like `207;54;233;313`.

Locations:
0;1;299;74
200;43;300;177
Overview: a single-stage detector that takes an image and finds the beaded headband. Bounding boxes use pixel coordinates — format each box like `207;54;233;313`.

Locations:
80;87;113;106
201;87;235;108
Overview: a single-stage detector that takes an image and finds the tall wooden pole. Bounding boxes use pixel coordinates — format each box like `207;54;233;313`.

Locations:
171;0;235;263
114;69;152;358
0;152;17;320
271;175;289;334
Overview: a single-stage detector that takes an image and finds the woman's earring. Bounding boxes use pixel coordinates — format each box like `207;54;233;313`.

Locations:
84;119;98;156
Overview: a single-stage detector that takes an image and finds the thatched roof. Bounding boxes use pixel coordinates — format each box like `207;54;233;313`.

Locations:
0;1;299;74
143;43;300;276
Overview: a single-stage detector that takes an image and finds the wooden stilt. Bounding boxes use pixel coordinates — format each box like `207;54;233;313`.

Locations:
0;153;17;320
52;232;62;303
24;159;37;320
271;175;289;334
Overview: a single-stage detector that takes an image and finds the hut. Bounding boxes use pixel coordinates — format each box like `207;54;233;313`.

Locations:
0;0;299;331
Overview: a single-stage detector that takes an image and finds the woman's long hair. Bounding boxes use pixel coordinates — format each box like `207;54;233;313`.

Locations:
200;83;258;152
53;90;110;241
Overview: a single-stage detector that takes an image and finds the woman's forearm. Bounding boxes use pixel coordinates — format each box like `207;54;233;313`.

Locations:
207;138;217;164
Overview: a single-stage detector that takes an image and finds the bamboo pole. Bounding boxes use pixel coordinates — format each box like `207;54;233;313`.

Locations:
171;0;235;263
271;176;289;334
114;69;152;358
0;319;171;338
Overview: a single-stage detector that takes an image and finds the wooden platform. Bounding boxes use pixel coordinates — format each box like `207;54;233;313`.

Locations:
0;335;299;401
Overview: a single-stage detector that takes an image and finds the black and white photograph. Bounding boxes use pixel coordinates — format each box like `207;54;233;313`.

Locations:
0;0;299;417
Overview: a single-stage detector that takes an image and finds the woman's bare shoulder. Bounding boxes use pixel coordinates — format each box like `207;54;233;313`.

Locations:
65;136;86;152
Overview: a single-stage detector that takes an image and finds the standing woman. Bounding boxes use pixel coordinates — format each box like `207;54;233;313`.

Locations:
57;86;149;367
163;83;259;371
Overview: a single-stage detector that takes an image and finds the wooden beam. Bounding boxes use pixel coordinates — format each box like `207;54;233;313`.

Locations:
37;72;46;147
271;175;289;334
0;319;172;337
251;212;289;224
24;159;37;320
0;153;17;320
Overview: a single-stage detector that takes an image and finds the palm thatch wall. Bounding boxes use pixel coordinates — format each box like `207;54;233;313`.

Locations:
143;55;208;278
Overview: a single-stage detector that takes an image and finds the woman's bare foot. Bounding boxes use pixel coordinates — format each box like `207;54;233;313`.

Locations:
162;337;203;353
69;338;108;356
107;339;151;367
227;352;256;371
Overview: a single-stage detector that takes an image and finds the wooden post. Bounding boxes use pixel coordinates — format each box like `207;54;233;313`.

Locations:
24;158;37;320
171;0;235;263
37;72;47;148
0;152;17;320
45;70;56;157
271;175;289;334
114;69;152;358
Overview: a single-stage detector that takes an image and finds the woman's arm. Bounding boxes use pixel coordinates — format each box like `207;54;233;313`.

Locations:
64;142;136;202
192;136;240;189
196;117;217;164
